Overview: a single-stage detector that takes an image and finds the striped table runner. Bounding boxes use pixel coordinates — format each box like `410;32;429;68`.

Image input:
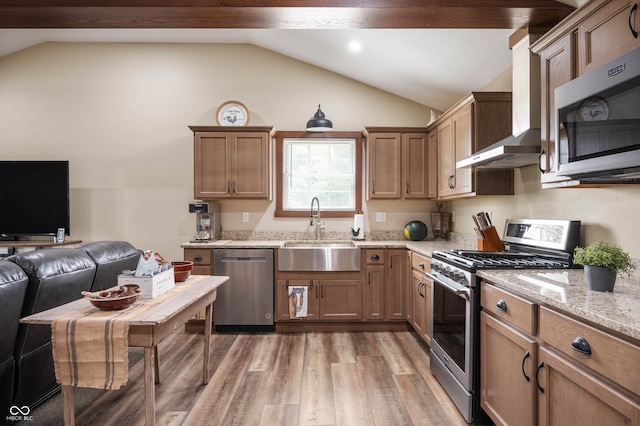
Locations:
51;282;183;390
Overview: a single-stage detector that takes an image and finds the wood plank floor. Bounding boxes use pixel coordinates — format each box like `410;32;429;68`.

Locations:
26;330;468;426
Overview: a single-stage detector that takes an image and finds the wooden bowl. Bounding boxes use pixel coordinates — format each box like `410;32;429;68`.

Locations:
171;261;193;282
84;285;141;311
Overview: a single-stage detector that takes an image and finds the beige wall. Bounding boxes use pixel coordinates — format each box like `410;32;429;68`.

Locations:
0;42;437;260
2;39;639;261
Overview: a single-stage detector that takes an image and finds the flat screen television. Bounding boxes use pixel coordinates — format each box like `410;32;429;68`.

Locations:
0;160;70;239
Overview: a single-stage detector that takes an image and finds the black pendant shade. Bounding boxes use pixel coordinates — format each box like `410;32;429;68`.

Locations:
306;105;333;131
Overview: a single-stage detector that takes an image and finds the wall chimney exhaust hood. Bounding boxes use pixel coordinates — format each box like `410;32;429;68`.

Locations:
457;32;542;169
456;128;541;168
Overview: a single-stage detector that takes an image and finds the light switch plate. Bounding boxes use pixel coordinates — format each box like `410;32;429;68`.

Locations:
242;212;249;222
376;212;387;222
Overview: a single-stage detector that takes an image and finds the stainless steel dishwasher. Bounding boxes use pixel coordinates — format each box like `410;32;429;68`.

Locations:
213;248;274;332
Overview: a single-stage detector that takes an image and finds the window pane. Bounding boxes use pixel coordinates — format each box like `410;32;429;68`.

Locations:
283;138;356;211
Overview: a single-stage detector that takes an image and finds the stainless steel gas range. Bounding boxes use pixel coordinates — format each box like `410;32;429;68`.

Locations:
427;218;581;424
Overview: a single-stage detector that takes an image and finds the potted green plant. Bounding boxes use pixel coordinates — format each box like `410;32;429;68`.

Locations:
573;241;635;292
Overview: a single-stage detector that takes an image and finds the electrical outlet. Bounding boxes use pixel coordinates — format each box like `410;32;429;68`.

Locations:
452;211;456;223
376;212;387;222
242;212;249;222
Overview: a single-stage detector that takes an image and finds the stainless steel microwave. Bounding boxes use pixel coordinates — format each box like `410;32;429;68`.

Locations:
555;45;640;180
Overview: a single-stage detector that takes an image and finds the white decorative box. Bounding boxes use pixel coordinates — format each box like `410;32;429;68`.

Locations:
117;267;175;298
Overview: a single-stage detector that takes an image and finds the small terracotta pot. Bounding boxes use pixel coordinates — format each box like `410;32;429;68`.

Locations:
584;265;617;292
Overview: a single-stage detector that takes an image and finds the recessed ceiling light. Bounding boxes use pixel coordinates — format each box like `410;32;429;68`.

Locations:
348;40;362;52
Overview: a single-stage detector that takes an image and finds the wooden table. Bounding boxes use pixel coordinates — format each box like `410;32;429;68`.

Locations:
20;274;228;426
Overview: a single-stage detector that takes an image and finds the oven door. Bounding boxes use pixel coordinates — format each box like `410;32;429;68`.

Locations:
429;273;473;390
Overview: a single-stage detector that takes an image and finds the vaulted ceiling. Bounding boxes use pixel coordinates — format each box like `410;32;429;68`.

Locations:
0;1;577;110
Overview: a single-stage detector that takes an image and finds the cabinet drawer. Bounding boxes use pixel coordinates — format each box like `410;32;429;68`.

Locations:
365;249;385;265
411;252;430;273
539;306;640;396
481;282;537;336
184;248;212;266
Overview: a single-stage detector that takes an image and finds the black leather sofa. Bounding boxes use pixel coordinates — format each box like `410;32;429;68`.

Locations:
1;241;139;424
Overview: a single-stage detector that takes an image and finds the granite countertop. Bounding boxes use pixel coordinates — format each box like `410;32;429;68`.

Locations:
180;239;464;255
181;238;640;344
478;269;640;343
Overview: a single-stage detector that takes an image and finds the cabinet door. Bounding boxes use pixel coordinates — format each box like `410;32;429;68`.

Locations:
368;133;402;198
194;132;232;198
318;280;362;321
365;265;385;320
578;0;640;75
537;346;640;425
402;133;429;199
385;249;407;320
411;270;427;339
452;103;473;195
427;130;438;198
405;250;413;323
231;132;269;198
436;119;455;197
480;312;537;426
539;34;574;183
276;279;319;321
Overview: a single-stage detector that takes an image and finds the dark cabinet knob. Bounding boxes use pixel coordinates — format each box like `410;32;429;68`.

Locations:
419;262;425;269
496;299;508;312
193;255;203;261
570;336;592;355
371;254;380;261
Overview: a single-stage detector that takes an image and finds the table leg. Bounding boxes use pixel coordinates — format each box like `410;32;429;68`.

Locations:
144;346;156;426
62;385;75;426
203;302;212;384
154;346;160;384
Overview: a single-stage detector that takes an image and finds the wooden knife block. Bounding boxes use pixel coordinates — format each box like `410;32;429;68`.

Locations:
477;226;504;251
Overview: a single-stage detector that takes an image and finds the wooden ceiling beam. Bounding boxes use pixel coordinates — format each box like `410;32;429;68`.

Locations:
0;2;576;29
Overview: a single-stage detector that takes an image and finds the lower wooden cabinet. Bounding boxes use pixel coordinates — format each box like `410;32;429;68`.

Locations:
481;280;640;426
480;311;537;426
183;248;212;275
536;346;640;425
410;252;431;344
276;278;362;321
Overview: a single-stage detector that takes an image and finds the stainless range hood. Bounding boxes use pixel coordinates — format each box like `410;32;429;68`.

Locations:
457;32;542;169
456;128;541;168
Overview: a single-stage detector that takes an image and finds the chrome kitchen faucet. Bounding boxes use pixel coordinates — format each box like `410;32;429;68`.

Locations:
309;197;324;240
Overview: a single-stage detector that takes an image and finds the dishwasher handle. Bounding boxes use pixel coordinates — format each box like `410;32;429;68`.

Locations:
220;257;267;263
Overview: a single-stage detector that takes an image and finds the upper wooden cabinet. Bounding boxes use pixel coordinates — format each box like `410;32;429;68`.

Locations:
190;126;273;199
364;128;429;199
532;0;640;187
427;92;514;200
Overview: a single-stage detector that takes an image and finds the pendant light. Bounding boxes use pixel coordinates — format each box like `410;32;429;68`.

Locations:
306;105;333;131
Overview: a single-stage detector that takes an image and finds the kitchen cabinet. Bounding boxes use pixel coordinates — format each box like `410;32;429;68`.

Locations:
532;0;640;187
386;249;407;320
190;126;273;199
275;275;362;322
183;248;213;275
428;92;514;199
577;0;640;75
365;249;385;320
480;283;538;426
364;128;429;199
364;248;407;321
410;252;431;345
480;279;640;425
427;130;438;198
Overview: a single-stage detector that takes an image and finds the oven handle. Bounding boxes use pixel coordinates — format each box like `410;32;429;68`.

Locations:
426;272;470;300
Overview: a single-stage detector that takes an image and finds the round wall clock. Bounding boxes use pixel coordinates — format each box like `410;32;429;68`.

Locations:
216;100;249;126
579;97;609;121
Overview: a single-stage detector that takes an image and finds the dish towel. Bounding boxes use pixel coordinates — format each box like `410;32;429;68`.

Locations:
288;286;308;318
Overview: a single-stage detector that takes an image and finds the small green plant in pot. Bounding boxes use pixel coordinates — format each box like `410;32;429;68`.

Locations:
573;241;635;292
